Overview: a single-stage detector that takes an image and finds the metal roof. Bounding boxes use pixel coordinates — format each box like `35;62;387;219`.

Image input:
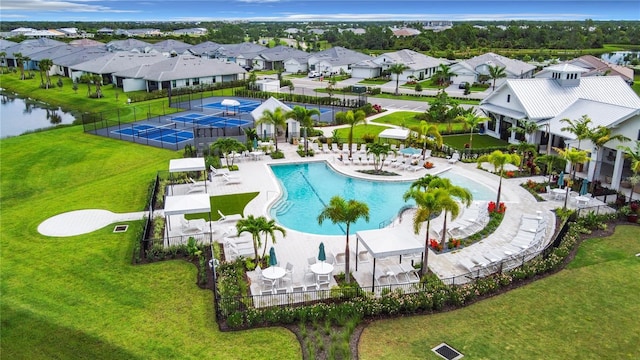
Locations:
70;51;166;74
479;103;526;120
486;76;640;120
140;55;246;82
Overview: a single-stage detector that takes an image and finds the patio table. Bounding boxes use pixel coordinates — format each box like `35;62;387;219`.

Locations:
262;266;286;287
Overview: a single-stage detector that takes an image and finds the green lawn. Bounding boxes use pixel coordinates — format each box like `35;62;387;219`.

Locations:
442;134;510;149
371;111;467;133
371;92;481;105
0;126;300;359
632;74;640;96
359;225;640;359
331;124;391;143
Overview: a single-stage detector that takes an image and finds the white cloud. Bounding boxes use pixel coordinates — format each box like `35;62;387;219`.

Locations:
1;0;137;13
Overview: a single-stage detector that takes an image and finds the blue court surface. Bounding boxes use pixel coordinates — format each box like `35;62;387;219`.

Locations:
111;124;193;144
171;113;252;128
201;99;331;114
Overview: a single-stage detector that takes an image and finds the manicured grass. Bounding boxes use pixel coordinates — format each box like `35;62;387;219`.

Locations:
0;127;300;359
442;134;510;149
332;124;391;142
358;225;640;359
371;111;466;133
371;92;481;105
186;192;259;221
632;74;640;96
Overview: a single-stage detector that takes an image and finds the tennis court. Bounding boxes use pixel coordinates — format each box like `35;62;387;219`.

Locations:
171;113;252;128
202;99;261;112
111;123;193;144
201;99;331;114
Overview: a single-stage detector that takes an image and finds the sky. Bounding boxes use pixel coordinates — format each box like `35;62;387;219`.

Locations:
1;0;639;22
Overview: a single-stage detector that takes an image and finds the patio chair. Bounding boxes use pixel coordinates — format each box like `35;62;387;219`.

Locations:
217;210;243;222
423;149;432;159
448;152;460;164
333;251;346;267
359;143;367;154
291;285;306;293
282;262;294;284
223;173;241;185
181;217;205;234
357;250;371;265
322;143;331;154
210;165;230;178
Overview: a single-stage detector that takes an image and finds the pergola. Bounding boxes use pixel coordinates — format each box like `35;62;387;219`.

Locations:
169;158;206;194
355;227;424;290
163;193;212;245
378;128;410;141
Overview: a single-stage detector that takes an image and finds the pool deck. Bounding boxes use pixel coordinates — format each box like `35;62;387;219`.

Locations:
168;139;613;290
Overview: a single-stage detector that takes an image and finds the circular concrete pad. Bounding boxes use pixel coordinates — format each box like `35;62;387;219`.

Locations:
38;209;146;237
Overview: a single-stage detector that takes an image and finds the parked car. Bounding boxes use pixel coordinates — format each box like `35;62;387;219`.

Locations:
308;71;320;78
458;81;469;89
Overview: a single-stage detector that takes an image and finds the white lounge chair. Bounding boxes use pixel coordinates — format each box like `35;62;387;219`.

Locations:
322;143;331;154
217;210;243;222
448;152;460;164
423;149;432;159
181;217;206;234
223;173;241;184
210;165;230;177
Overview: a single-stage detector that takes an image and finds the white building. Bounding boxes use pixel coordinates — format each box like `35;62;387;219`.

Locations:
479;66;640;190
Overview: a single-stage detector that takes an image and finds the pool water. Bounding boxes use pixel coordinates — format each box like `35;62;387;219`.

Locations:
269;162;495;235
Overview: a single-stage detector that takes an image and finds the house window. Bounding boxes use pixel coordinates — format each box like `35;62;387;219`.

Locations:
487;113;496;131
171;80;176;88
192;78;200;86
507;94;511;103
185;79;190;86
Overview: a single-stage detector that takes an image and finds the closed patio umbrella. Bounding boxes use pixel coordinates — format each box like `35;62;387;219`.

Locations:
318;242;326;262
253;138;258;150
580;179;589;196
557;171;565;188
269;246;278;266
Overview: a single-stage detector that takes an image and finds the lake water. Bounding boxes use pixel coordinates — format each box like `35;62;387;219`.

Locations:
600;51;639;65
0;92;77;138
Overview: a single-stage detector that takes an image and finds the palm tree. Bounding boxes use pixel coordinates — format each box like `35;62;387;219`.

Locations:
210;137;246;168
460;112;487;150
256;107;287;152
488;64;506;91
560;115;592;149
0;51;6;70
511;119;543;143
13;53;25;80
433;63;453;87
554;147;590;209
236;215;263;260
477;150;521;204
317;196;370;284
246;71;257;90
535;154;566;184
286;105;320;155
509;141;537;171
92;75;103;98
403;187;455;275
258;218;286;258
335;109;366;158
408;174;438;192
617;140;640;175
427;177;473;248
366;143;391;173
38;58;53;89
388;63;409;95
417;120;442;160
586;126;630;192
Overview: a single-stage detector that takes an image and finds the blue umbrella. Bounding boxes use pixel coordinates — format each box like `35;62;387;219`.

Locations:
580;179;589;196
269;246;277;266
318;242;326;262
557;171;565;188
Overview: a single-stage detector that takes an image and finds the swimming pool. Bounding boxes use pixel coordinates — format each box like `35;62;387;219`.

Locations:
269;162;496;235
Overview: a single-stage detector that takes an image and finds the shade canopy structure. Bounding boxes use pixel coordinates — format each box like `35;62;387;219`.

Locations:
378;128;410;140
164;194;211;216
169;158;205;173
221;99;240;107
355;227;424;290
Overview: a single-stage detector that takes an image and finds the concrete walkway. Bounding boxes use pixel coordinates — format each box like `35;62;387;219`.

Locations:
38;209;147;237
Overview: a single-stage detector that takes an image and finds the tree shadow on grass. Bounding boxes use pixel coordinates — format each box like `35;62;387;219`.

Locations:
1;305;143;360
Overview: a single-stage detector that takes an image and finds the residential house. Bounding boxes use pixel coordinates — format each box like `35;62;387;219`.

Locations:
69;39;104;47
106;39;156;54
69;51;166;84
253;45;308;71
114;28;162;37
52;47;109;77
215;42;268;69
0;39;17;67
307;46;372;76
3;38;66;68
450;52;536;87
535;55;634;85
96;28;114;36
391;27;421;37
171;28;208;37
352;49;450;80
152;40;192;57
111;55;246;92
479;66;640;190
250;97;298;140
28;44;87;77
187;41;222;59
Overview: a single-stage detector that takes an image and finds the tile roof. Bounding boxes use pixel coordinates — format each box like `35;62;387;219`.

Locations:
376;49;449;70
310;46;371;66
464;52;536;76
70;51;165;74
136;55;246;82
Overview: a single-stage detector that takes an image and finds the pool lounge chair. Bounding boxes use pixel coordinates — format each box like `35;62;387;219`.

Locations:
210;165;230;177
217;210;243;222
223;173;241;184
448;152;460;164
181;217;206;234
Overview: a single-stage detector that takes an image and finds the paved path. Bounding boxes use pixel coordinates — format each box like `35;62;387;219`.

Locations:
38;209;147;237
